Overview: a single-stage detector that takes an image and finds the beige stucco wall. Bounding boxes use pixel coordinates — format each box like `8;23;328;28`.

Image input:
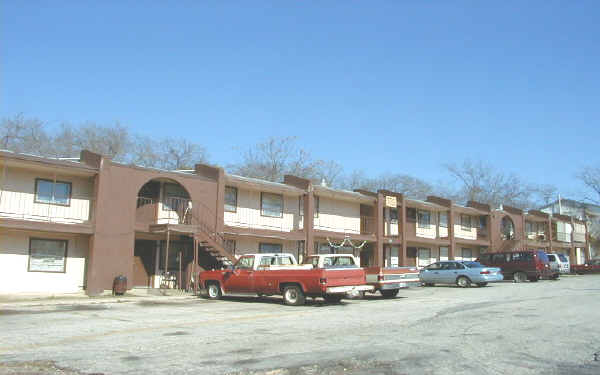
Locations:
454;224;477;240
0;229;88;293
314;197;361;234
0;167;94;224
223;236;299;260
224;189;299;232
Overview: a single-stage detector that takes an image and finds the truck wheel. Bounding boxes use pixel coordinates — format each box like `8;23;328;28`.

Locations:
456;276;471;288
514;272;527;283
324;294;343;304
206;282;222;300
528;276;539;282
381;289;399;298
423;283;434;287
283;285;305;306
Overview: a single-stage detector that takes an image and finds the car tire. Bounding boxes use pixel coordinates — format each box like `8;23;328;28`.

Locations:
380;289;399;298
206;282;222;300
423;283;435;287
323;294;343;304
514;272;527;283
476;282;488;287
283;285;305;306
456;276;471;288
551;274;560;280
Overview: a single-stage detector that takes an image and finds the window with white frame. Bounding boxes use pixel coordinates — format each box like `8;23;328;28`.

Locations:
261;192;283;218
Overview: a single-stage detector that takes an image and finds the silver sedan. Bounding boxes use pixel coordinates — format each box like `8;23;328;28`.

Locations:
419;261;503;287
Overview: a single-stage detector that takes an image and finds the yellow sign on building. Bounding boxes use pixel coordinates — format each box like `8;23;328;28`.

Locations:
385;196;397;208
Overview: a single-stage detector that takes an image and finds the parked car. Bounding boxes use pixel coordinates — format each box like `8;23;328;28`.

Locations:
547;253;570;274
478;250;559;282
199;253;371;305
571;259;600;275
419;261;503;288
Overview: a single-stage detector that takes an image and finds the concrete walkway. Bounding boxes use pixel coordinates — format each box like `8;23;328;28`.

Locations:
0;289;199;309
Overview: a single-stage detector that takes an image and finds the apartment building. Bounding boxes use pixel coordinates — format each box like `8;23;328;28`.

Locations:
0;149;590;296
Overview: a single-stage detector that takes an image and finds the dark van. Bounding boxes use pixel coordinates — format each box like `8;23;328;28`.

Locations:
478;250;559;282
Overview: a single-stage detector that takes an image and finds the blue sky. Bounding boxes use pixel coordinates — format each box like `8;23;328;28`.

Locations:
2;1;599;197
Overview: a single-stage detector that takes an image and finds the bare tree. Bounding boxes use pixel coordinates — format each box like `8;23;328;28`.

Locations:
340;170;434;199
577;166;600;204
230;137;322;182
444;160;556;209
0;114;51;155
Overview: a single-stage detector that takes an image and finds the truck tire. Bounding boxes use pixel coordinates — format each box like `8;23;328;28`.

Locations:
283;285;305;306
206;282;222;300
324;294;343;304
380;289;399;298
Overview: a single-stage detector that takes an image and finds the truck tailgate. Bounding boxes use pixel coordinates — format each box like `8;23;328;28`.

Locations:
322;268;366;287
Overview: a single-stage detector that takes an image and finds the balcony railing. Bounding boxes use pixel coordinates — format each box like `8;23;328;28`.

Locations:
526;232;548;241
0;190;93;224
136;196;193;225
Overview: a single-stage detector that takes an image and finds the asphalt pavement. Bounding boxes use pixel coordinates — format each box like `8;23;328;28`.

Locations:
1;275;599;375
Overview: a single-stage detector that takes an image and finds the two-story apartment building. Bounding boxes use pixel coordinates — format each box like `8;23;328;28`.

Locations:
0;149;590;296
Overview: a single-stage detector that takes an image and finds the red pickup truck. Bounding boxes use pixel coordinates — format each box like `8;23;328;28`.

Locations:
199;253;371;305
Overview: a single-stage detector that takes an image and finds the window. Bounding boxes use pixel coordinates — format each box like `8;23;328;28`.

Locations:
28;238;68;273
235;256;254;269
261;192;283;218
492;253;505;263
426;263;442;270
259;243;283;253
35;179;71;206
461;248;473;261
224;239;236;255
407;208;417;222
479;216;487;229
389;208;398;221
224;186;237;212
460;215;472;231
299;195;319;218
418;248;431;267
439;212;448;228
417;210;431;228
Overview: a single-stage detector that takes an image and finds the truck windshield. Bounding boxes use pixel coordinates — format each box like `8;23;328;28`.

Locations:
558;254;568;262
235;256;254;269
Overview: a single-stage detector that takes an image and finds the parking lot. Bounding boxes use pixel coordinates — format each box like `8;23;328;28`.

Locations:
1;275;599;375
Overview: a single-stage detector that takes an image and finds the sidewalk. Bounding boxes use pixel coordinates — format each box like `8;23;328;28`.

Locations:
0;289;200;309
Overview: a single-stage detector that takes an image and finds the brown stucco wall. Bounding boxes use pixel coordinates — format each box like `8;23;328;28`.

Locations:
86;160;219;295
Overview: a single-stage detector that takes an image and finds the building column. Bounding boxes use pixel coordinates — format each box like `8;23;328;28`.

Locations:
304;189;315;256
570;217;577;264
548;217;553;253
400;196;407;266
448;207;455;260
374;192;384;267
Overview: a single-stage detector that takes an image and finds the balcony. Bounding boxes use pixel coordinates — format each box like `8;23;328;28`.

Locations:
136;196;192;225
0;190;93;225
